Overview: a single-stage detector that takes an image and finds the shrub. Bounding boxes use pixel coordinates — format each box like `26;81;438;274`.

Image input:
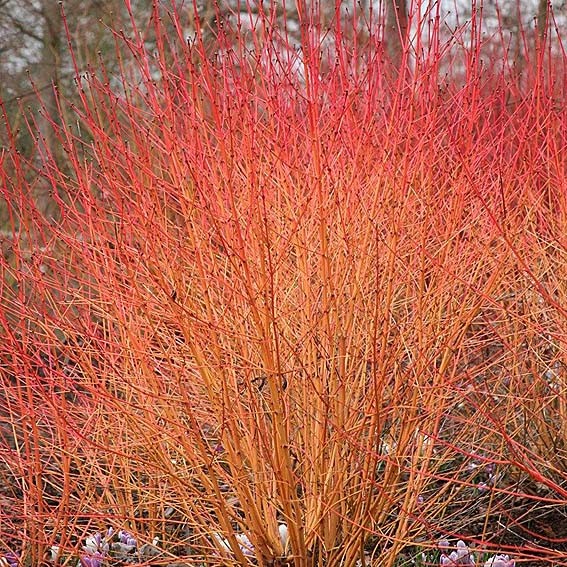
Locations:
1;1;567;565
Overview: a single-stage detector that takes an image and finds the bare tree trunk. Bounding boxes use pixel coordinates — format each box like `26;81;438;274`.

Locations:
537;0;549;46
33;0;63;222
386;0;408;71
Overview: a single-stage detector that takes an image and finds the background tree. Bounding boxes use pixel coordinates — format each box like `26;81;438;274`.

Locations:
386;0;408;71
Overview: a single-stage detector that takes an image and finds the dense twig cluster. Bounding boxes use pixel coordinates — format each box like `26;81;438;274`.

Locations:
1;0;567;566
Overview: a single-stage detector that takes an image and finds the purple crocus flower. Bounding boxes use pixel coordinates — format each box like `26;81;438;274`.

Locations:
440;540;475;566
79;551;104;567
484;555;515;567
84;532;109;555
80;529;112;567
236;533;255;557
118;530;137;547
0;552;19;567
